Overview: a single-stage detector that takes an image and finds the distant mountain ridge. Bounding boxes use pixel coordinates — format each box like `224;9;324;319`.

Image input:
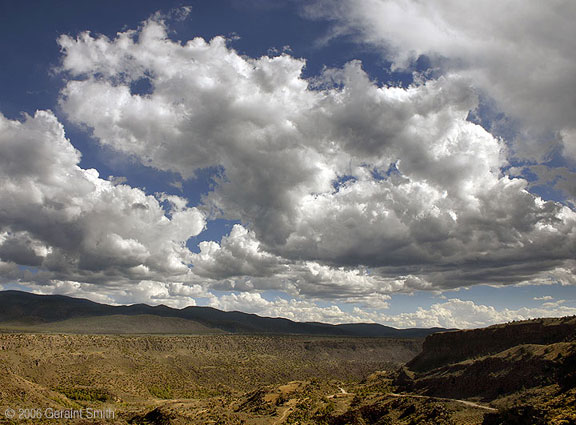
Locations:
0;290;448;337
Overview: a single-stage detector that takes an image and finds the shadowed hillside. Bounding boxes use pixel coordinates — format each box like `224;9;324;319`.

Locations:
394;316;576;424
0;290;450;337
406;316;576;372
0;314;226;335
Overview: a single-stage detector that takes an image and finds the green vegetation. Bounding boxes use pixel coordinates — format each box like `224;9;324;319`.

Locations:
56;387;110;402
148;386;173;400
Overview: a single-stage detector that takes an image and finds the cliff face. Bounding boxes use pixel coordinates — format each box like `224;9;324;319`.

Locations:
393;316;576;405
406;316;576;373
398;342;576;400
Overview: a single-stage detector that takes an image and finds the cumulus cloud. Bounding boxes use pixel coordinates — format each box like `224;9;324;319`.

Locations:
514;261;576;287
534;296;553;301
21;279;208;309
208;292;382;324
54;16;576;304
377;298;576;329
304;0;576;161
191;224;287;279
208;293;576;329
0;111;205;288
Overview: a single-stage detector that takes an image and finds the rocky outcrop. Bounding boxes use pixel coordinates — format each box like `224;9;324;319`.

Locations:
400;342;576;399
406;316;576;373
394;317;576;402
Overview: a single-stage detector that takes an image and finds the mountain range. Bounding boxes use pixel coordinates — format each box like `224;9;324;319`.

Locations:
0;290;449;337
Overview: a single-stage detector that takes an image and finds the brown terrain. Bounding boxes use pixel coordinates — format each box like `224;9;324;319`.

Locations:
0;333;419;424
396;316;576;424
0;316;575;424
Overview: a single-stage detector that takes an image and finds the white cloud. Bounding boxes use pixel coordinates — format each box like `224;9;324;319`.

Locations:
190;224;431;305
377;298;576;329
0;111;205;287
514;262;576;287
28;279;208;309
534;296;553;301
208;292;381;324
54;16;576;300
304;0;576;161
108;175;127;185
191;224;287;279
205;293;576;329
542;299;566;308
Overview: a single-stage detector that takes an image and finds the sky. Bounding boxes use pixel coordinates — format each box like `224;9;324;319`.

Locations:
0;0;575;329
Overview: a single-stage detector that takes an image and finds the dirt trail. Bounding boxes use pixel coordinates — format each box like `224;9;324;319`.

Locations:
326;387;495;412
327;386;352;399
388;392;497;412
274;399;298;424
275;407;292;424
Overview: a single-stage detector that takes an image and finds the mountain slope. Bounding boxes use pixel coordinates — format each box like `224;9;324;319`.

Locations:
394;316;576;424
406;316;576;372
0;314;225;334
0;290;448;337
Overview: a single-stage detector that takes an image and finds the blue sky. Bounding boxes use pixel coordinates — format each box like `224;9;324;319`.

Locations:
0;0;575;328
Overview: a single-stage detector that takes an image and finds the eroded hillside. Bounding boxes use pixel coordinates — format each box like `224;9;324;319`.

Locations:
0;333;421;424
406;316;576;372
1;317;575;424
395;316;576;424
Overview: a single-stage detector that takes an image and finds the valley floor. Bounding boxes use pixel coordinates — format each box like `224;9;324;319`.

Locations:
0;333;421;424
1;330;574;424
